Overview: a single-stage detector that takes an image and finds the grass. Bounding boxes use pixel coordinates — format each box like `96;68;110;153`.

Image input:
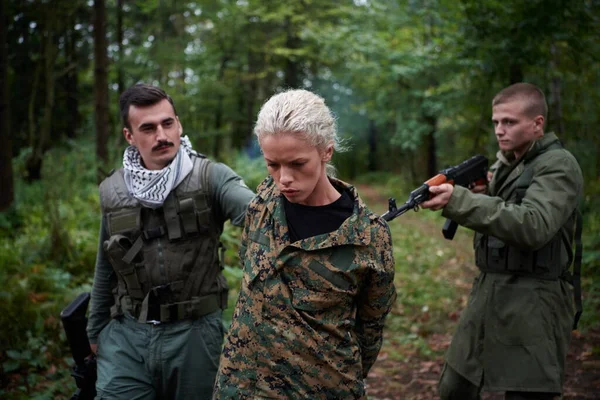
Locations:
356;184;477;362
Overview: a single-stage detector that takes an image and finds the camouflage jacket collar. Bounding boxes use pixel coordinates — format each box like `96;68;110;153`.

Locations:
255;176;374;250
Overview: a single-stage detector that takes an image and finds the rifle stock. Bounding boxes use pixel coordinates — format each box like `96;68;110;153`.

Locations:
60;292;97;400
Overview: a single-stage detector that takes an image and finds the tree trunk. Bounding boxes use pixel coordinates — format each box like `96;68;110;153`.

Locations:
245;50;258;149
94;0;109;180
233;83;246;151
0;0;13;211
65;11;80;139
117;0;124;95
283;16;300;88
509;63;523;84
549;44;564;136
422;12;438;179
39;22;57;156
212;55;230;157
424;114;437;178
26;6;58;182
367;120;377;172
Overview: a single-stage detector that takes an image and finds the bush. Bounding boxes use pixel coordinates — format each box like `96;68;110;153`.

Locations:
0;140;100;397
579;178;600;330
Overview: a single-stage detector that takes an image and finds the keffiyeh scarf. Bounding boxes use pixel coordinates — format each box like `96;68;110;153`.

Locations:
123;136;194;208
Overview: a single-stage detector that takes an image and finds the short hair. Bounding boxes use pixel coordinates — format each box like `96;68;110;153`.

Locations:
254;89;346;154
492;82;548;121
119;83;177;131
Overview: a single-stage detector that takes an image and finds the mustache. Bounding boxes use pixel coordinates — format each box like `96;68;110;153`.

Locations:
152;141;174;151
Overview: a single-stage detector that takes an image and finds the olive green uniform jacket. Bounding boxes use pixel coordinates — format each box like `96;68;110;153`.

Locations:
441;132;583;392
214;176;397;399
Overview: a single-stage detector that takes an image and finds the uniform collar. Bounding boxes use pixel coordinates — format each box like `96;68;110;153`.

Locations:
255;176;373;250
522;132;560;163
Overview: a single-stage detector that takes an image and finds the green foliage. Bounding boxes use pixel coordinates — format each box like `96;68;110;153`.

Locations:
227;153;269;193
220;221;245;326
0;140;99;394
579;179;600;330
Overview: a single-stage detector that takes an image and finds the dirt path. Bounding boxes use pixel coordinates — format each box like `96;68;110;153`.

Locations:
356;184;600;400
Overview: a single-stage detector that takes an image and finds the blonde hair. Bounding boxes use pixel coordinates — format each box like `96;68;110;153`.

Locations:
254;89;348;154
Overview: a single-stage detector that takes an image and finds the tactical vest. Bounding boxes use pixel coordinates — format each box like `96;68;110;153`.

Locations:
99;154;227;324
474;143;569;280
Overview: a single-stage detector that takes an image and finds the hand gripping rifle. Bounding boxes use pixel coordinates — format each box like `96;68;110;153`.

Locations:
381;155;489;240
60;292;97;400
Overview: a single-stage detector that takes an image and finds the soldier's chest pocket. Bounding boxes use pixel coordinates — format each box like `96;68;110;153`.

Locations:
284;255;358;313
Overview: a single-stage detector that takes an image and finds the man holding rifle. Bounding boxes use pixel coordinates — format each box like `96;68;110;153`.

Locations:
421;83;583;400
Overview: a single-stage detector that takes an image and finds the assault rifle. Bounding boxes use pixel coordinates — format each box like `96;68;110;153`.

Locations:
60;292;97;400
381;154;489;240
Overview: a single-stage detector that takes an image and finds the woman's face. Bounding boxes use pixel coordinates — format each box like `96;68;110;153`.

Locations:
260;133;333;206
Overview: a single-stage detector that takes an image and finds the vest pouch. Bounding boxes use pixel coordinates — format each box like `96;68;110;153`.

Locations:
190;193;212;235
474;232;487;268
216;273;229;309
505;245;535;274
485;236;508;272
107;208;140;236
104;234;145;300
164;193;212;241
532;235;563;279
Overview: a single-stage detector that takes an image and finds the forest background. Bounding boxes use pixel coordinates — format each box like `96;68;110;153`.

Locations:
0;0;598;398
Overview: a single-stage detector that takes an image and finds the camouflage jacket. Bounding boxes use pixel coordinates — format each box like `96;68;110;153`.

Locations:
214;176;396;399
441;132;584;392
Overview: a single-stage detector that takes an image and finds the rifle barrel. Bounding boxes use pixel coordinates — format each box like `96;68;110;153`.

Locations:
381;202;413;221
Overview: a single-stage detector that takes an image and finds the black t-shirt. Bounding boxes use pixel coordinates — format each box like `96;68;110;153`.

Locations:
283;190;354;242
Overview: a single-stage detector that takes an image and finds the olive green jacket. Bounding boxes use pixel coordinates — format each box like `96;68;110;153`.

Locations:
214;176;397;399
441;132;583;392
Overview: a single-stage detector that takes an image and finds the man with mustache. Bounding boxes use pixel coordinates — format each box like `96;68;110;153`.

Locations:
87;83;255;399
422;82;583;400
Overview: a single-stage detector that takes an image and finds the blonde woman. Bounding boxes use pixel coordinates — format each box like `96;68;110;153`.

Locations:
214;89;397;399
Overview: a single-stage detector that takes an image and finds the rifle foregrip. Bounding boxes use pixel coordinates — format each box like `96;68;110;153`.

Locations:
425;174;449;187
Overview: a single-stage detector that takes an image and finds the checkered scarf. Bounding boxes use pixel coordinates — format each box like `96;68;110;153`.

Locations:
123;136;194;208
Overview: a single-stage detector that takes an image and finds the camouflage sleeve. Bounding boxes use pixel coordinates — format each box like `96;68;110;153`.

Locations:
210;162;255;227
87;216;115;344
355;219;397;377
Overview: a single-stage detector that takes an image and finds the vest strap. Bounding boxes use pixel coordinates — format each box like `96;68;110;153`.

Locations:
121;235;144;265
572;210;583;330
134;290;220;323
143;226;165;240
158;295;220;323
